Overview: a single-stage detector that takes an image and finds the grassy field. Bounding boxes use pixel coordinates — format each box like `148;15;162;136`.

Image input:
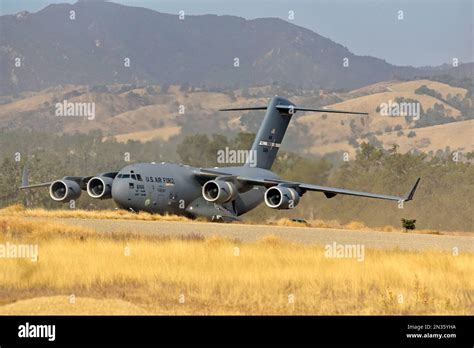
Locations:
0;214;472;315
0;205;449;235
0;204;192;222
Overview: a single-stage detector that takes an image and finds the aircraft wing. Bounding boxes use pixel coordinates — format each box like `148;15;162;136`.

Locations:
18;168;96;191
19;182;53;190
195;169;420;203
240;177;420;202
194;168;233;178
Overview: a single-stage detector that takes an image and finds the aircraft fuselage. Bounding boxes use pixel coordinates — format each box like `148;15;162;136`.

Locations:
111;162;279;220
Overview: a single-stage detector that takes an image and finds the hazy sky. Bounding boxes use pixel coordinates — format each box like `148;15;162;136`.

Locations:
1;0;472;67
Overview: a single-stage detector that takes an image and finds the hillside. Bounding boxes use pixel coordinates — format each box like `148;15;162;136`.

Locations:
348;79;468;99
296;79;471;155
380;120;474;153
307;120;474;157
0;78;471;156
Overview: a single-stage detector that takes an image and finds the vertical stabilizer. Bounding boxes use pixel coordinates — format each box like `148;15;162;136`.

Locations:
247;96;295;169
219;96;368;170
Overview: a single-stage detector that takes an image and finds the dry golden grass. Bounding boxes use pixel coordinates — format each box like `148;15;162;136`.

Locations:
0;216;472;315
296;79;470;157
378;119;474;154
0;206;458;236
114;126;181;142
344;220;368;230
321;91;462;118
272;218;308;227
0;204;191;223
382;225;396;232
273;218;369;231
305;116;474;157
0;216;97;242
348;79;468;100
382;225;440;235
309;219;343;229
0;296;151;315
385;79;468;99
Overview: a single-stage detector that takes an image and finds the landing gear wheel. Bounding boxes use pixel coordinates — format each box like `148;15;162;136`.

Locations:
211;215;225;223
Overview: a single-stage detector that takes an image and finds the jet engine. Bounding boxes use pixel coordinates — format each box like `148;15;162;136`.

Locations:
87;176;114;199
49;180;81;202
264;186;300;209
202;180;237;204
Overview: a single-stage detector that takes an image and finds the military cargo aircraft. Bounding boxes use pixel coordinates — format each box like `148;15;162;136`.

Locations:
20;96;420;222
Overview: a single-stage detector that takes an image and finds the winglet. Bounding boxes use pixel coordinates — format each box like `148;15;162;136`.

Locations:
404;178;421;202
21;165;29;187
19;166;52;190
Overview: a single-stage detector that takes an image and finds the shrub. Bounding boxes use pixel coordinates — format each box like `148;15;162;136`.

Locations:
401;218;416;232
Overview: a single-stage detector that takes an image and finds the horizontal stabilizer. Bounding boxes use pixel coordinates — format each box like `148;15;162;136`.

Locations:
219;103;368;115
219;106;267;111
275;105;368;115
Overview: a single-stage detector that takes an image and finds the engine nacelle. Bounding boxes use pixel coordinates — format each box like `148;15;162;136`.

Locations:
202;180;237;204
87;176;114;199
49;180;81;202
264;186;300;209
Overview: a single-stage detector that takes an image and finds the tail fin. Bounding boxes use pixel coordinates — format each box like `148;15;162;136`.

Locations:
220;96;368;170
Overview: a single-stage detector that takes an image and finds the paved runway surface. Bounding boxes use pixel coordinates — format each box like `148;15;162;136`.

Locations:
36;217;474;252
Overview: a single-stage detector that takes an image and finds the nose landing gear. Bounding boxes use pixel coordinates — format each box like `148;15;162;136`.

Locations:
211;215;225;223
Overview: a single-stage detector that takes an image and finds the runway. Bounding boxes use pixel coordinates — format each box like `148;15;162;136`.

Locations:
32;217;474;252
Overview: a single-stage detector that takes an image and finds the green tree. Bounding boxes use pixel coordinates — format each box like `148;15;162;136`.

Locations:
401;218;416;232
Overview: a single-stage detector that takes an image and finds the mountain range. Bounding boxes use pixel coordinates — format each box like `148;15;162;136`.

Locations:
1;0;472;95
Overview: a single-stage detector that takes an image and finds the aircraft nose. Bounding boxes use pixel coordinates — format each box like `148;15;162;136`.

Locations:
111;179;129;208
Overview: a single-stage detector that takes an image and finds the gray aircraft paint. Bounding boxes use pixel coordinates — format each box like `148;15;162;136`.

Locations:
246;96;295;169
112;163;279;219
20;96;420;222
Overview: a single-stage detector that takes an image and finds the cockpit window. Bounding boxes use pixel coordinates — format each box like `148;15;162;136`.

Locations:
117;173;143;180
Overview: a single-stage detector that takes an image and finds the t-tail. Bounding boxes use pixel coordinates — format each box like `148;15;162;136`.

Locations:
220;96;368;169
